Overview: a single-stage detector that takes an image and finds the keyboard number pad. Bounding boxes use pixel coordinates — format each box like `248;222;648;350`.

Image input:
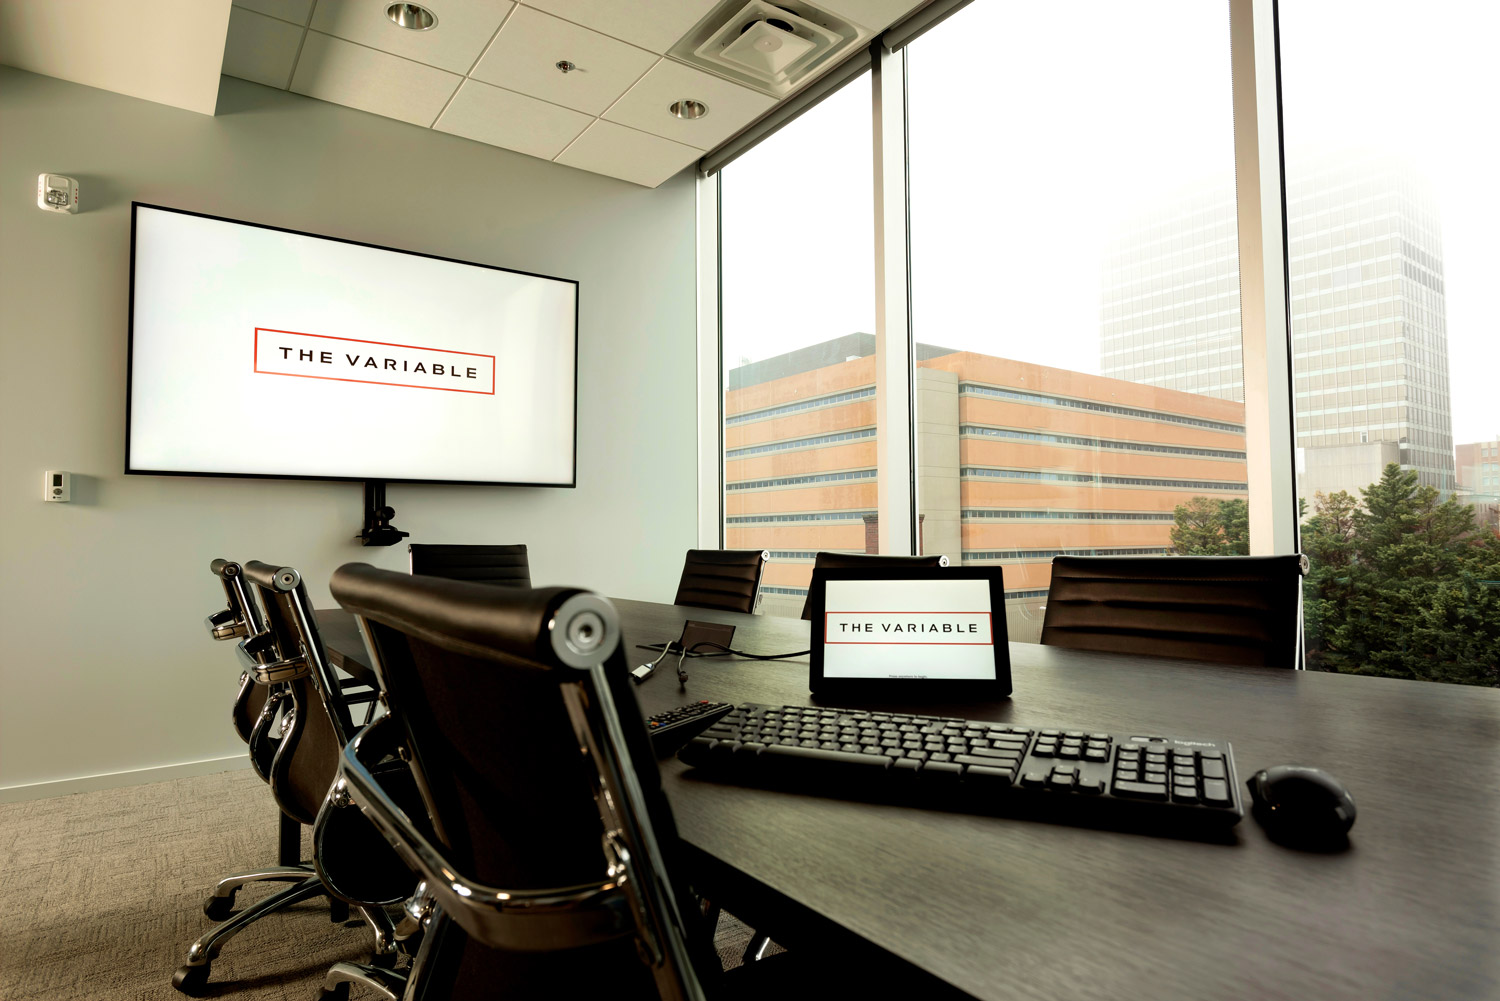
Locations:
1111;744;1231;806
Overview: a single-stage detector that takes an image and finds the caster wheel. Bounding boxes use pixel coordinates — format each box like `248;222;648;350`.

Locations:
203;893;236;920
171;964;211;996
329;898;350;923
318;984;350;1001
371;950;399;969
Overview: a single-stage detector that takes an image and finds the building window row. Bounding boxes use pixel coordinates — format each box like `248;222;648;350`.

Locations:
963;546;1172;562
960;467;1248;492
725;386;877;426
958;383;1243;434
725;427;876;459
959;425;1245;460
961;509;1177;523
725;510;876;525
765;550;862;561
726;468;877;491
763;584;1052;600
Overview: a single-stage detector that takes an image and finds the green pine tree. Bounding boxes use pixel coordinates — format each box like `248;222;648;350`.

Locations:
1173;465;1499;686
1304;464;1500;687
1170;497;1249;555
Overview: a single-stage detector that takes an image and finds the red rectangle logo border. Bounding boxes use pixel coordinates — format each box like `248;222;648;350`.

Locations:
253;327;496;396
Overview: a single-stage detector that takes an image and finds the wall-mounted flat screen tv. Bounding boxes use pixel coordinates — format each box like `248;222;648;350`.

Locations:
126;203;577;486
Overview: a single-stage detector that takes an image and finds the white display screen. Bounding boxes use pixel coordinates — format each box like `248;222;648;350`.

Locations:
127;205;576;484
821;578;997;680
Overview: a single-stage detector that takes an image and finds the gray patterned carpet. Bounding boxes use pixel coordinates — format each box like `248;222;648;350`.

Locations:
0;768;769;1000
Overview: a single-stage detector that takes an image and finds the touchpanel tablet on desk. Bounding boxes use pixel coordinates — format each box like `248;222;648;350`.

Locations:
809;566;1012;700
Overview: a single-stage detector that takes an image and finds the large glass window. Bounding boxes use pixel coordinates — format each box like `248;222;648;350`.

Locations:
720;77;875;617
1283;1;1500;686
906;2;1248;643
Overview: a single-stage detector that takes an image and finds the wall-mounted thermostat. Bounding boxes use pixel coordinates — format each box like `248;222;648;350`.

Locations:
37;174;79;214
44;470;71;502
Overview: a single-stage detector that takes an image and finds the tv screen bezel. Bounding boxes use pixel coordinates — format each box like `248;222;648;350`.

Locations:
124;201;579;488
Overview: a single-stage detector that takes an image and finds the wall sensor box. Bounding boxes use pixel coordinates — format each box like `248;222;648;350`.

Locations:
37;174;79;213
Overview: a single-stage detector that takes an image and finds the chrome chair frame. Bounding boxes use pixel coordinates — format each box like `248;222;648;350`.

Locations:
176;561;399;996
328;591;708;1001
202;560;305;888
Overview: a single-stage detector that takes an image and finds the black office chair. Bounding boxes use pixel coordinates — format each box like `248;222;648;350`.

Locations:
409;543;531;588
174;560;413;996
208;560;283;783
324;565;948;1000
203;560;307;889
674;549;769;614
1039;555;1306;667
798;552;950;620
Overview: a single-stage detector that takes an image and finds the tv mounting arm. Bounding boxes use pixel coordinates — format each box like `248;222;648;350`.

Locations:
359;481;409;547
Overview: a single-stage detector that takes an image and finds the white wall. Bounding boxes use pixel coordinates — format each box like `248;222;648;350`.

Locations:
0;69;700;797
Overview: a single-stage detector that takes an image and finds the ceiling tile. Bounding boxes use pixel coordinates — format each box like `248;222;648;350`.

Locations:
291;32;461;127
309;0;515;73
602;59;774;151
223;6;304;89
234;0;315;25
555;120;701;188
470;7;658;116
435;79;593;159
813;0;928;32
522;0;718;54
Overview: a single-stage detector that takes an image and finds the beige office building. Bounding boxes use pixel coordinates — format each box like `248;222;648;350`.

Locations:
1100;153;1456;494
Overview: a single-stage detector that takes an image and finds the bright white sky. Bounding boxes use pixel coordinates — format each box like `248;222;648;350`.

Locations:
720;0;1497;444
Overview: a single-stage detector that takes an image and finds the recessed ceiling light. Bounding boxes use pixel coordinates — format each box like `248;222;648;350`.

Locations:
386;3;437;30
670;100;708;120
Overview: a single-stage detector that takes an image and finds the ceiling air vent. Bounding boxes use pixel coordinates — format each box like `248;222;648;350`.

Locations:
669;0;870;98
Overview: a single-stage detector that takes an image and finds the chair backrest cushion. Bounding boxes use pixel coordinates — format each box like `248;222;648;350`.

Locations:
242;562;349;824
799;551;948;620
674;549;766;614
1039;555;1302;667
232;675;271;745
409;544;531;589
330;566;713;999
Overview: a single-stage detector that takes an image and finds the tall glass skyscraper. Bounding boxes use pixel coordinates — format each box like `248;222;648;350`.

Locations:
1099;153;1455;492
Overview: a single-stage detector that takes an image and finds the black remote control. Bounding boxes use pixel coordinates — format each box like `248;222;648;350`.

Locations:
646;701;734;757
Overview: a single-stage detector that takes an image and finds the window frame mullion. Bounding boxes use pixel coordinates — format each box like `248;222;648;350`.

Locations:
873;42;917;556
1230;0;1300;556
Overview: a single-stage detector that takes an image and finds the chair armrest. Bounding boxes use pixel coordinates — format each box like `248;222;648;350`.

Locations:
336;716;635;953
205;608;248;641
236;632;309;683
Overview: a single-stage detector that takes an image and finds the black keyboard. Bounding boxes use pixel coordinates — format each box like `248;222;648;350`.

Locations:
677;703;1244;831
646;700;734;757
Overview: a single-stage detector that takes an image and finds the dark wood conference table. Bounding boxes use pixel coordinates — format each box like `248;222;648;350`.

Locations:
318;601;1500;1001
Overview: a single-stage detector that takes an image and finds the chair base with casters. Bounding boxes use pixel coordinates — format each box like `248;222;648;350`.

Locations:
175;879;401;997
201;864;318;921
318;960;408;1001
172;876;328;995
315;883;430;1001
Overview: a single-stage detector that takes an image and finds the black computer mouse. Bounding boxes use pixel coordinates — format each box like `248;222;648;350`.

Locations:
1246;765;1357;847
